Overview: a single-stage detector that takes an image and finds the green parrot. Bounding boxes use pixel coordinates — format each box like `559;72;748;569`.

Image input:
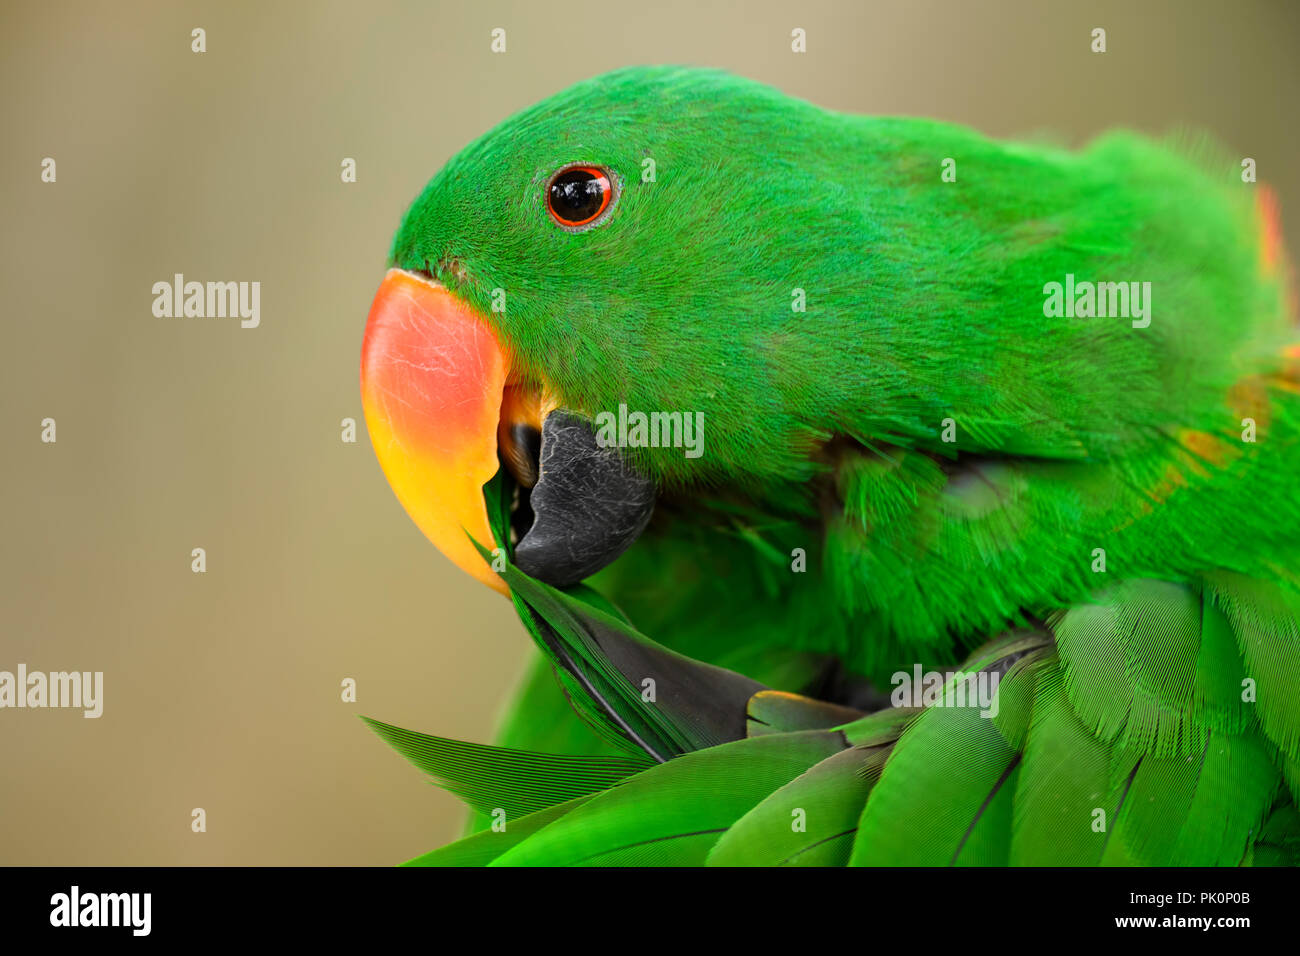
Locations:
358;66;1300;866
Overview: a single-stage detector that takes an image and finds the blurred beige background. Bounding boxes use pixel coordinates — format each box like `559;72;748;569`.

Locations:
1;0;1297;864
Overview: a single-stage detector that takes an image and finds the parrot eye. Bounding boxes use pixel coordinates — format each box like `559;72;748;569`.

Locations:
546;165;614;229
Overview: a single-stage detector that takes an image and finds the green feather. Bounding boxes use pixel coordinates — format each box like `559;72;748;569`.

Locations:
1009;659;1116;866
839;706;917;748
463;651;636;835
1206;571;1300;760
1250;804;1300;867
1170;732;1279;865
406;796;592;867
1052;579;1236;758
1097;749;1200;866
709;745;886;867
360;717;647;818
491;650;632;759
1284;754;1300;807
496;551;765;759
489;731;847;866
745;689;865;736
852;689;1019;866
1194;585;1252;734
1098;732;1278;866
989;654;1044;752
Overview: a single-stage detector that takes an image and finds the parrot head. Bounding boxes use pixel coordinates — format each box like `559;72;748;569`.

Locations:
361;66;862;594
360;64;1292;644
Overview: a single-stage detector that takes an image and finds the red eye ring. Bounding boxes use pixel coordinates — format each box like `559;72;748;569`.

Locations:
546;165;614;229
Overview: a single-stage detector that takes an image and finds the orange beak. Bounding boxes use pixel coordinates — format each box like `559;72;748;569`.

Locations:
360;269;512;595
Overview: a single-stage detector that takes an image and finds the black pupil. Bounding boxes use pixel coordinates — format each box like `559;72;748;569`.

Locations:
550;169;605;223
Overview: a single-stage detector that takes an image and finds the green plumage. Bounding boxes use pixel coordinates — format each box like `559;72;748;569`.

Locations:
367;66;1300;866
